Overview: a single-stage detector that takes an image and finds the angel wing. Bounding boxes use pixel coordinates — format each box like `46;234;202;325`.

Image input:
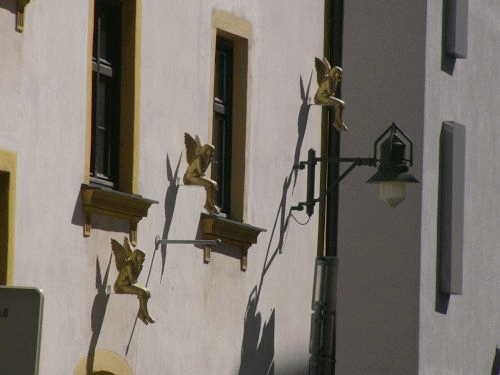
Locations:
184;133;202;164
315;57;332;85
111;238;133;271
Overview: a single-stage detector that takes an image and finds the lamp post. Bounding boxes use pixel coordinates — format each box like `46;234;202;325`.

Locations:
292;122;419;375
292;122;418;215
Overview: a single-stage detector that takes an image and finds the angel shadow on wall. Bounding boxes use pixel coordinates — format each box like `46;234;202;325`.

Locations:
87;254;112;374
158;153;182;282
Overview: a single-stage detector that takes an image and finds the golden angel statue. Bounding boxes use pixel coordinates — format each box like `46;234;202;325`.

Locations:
183;133;220;215
314;57;347;132
111;237;155;325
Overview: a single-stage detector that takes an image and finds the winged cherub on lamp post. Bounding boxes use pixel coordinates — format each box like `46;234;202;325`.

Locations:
183;133;221;215
314;57;347;132
111;237;155;325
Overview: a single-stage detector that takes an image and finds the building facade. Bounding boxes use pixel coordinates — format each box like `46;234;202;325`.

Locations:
2;0;500;374
0;0;324;373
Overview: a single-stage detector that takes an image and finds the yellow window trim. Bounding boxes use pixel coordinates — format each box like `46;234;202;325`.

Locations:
0;150;17;285
84;0;142;195
209;9;252;223
82;0;154;244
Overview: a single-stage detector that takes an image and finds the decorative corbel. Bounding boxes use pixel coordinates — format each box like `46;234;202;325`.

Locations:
81;184;158;246
16;0;30;32
200;213;265;271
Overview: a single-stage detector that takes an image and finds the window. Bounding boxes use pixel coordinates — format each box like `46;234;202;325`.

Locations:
212;37;234;215
210;11;251;222
86;0;139;194
91;0;122;189
83;0;156;244
201;12;264;271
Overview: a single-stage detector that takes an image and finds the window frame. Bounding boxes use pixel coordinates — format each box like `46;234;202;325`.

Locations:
212;36;234;215
85;0;141;195
90;0;122;189
209;10;252;222
0;150;17;286
83;0;154;244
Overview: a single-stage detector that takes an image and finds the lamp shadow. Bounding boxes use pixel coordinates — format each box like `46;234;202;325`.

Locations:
239;293;275;375
86;254;112;374
238;75;311;374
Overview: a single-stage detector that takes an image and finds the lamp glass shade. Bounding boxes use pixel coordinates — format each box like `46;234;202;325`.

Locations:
379;181;406;207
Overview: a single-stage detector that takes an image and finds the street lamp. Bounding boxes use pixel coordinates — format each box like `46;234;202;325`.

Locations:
292;122;419;375
292;122;419;215
366;123;419;206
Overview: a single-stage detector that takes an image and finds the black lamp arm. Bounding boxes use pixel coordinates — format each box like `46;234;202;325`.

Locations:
292;149;377;216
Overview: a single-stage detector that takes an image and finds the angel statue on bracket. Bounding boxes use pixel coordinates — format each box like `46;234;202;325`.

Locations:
111;237;155;325
314;56;347;132
183;132;221;215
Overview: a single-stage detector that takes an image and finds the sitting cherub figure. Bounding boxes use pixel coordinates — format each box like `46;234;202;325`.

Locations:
111;238;155;325
314;57;347;132
183;132;221;215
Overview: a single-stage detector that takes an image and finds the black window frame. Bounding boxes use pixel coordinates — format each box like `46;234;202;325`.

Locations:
212;36;234;215
90;0;122;189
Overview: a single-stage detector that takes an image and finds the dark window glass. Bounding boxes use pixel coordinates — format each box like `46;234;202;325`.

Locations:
91;0;121;188
212;37;233;215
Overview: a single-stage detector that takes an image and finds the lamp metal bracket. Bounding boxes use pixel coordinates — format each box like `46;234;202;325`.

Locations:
291;123;415;216
292;148;377;216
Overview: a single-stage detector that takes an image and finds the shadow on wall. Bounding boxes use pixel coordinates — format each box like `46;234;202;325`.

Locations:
492;347;500;375
158;153;182;282
0;0;16;14
71;189;130;236
435;128;450;314
119;153;181;336
124;153;182;356
441;0;456;75
239;293;275;375
238;74;312;374
87;255;112;373
293;72;312;191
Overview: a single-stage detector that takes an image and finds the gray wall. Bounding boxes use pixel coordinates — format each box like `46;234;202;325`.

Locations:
420;0;500;373
336;1;426;374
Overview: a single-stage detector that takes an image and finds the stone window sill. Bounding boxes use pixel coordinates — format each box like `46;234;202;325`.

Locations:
81;184;158;245
200;213;265;271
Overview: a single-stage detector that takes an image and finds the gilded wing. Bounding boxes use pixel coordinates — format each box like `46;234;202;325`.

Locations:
111;238;131;271
194;135;202;154
184;133;201;164
315;57;331;85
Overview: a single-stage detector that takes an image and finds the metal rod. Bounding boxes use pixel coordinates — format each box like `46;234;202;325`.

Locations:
154;236;222;250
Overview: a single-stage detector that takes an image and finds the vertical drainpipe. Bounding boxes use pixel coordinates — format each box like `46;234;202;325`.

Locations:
316;0;343;373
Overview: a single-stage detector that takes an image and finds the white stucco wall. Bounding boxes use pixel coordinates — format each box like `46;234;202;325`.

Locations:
420;1;500;374
0;0;325;373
